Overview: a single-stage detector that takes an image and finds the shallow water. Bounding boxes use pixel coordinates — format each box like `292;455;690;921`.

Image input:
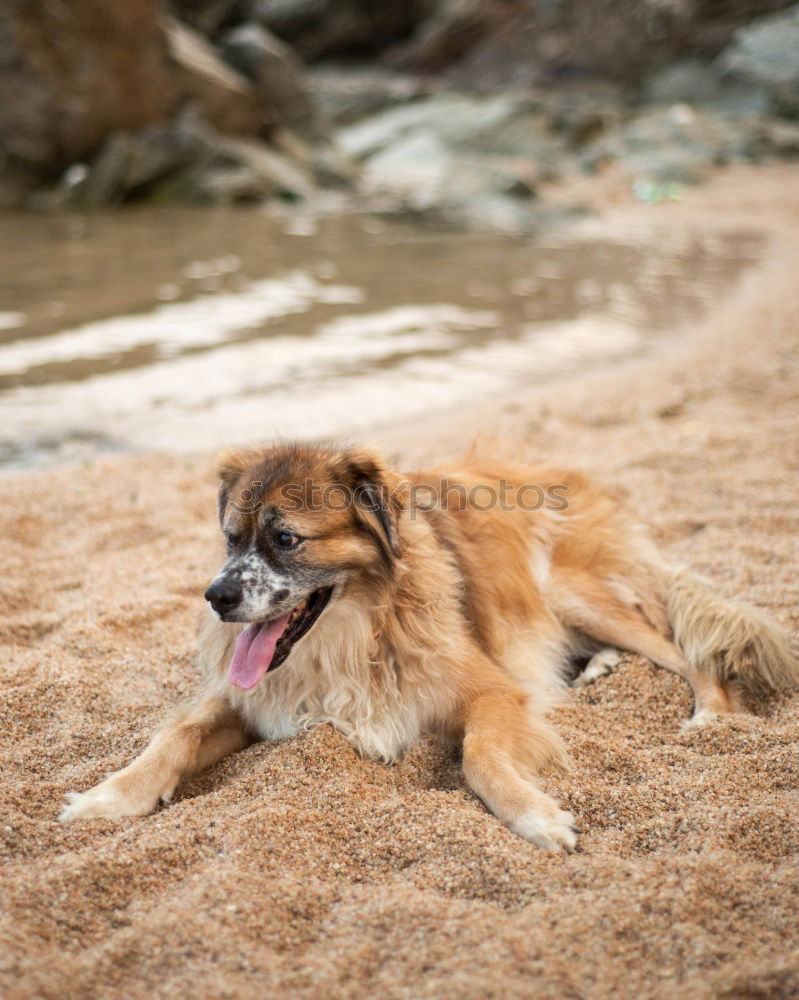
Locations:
0;206;761;469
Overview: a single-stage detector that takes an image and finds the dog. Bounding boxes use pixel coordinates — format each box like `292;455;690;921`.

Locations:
60;443;798;850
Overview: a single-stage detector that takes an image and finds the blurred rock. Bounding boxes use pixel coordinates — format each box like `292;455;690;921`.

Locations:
331;73;799;230
539;87;622;148
0;0;178;201
411;0;799;90
306;68;428;127
217;0;799;87
308;145;360;189
218;23;318;137
585;104;799;185
5;0;799;212
338;92;565;230
68;111;214;205
645;61;771;118
169;0;243;36
247;0;425;60
720;4;799;87
756;119;799;156
338;94;543;160
162;17;264;135
58;109;314;206
212;135;312;199
271;130;358;189
719;4;799;118
80;133;141;206
337;90;575;178
396;0;507;73
361;130;451;210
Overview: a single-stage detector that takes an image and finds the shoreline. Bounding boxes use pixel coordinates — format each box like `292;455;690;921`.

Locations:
0;167;769;475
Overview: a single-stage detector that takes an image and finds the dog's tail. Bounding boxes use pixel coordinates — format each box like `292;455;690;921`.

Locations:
664;566;799;692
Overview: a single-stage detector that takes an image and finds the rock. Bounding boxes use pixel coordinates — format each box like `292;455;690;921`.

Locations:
719;4;799;118
70;111;214;205
720;5;799;88
270;130;358;189
0;2;340;207
218;23;318;137
149;130;313;205
212;135;312;199
0;0;178;199
337;91;565;185
361;131;452;211
398;0;799;91
335;91;556;230
80;133;139;206
186;165;270;203
123;117;208;191
247;0;327;41
395;0;507;74
170;0;243;36
246;0;424;60
305;68;427;127
307;144;360;189
162;17;265;136
338;93;540;161
60;109;314;206
626;150;708;186
645;60;771;118
756;119;799;157
584;104;790;185
143;133;313;205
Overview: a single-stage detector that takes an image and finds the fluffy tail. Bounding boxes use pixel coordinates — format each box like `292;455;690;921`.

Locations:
664;567;799;692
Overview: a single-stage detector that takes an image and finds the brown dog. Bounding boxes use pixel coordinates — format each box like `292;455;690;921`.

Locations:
60;443;798;849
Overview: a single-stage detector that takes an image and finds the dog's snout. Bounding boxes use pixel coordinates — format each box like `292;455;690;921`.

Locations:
204;579;241;616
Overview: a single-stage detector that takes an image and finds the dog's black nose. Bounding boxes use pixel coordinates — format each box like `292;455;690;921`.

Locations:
204;579;241;616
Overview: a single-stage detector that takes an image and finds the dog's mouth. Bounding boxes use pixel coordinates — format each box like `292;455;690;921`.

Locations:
227;586;334;691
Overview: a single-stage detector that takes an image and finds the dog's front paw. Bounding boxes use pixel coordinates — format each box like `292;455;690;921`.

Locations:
510;807;579;852
59;772;165;822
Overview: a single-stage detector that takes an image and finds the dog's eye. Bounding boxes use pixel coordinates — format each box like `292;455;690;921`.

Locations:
275;531;302;550
225;532;240;551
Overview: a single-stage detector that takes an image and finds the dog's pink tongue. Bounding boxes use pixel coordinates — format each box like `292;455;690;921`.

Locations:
227;613;292;690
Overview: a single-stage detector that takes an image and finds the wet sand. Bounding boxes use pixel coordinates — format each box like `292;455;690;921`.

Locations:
1;165;798;999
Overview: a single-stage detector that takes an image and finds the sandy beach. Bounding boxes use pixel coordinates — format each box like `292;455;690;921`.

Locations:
1;165;798;999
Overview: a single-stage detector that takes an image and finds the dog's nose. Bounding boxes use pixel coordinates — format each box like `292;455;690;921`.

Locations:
204;579;241;616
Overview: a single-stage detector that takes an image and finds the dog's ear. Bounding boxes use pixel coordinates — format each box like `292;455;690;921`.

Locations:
336;448;404;563
215;448;256;524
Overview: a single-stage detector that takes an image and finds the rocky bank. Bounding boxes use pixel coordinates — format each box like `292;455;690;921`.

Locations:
1;1;799;226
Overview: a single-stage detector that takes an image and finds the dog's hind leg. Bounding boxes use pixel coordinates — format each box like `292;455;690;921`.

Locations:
60;694;252;821
573;648;624;687
459;685;578;851
558;580;744;728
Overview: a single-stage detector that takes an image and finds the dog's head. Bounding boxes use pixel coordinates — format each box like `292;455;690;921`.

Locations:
205;443;405;689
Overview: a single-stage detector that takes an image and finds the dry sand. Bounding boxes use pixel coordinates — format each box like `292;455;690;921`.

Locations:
1;165;798;999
